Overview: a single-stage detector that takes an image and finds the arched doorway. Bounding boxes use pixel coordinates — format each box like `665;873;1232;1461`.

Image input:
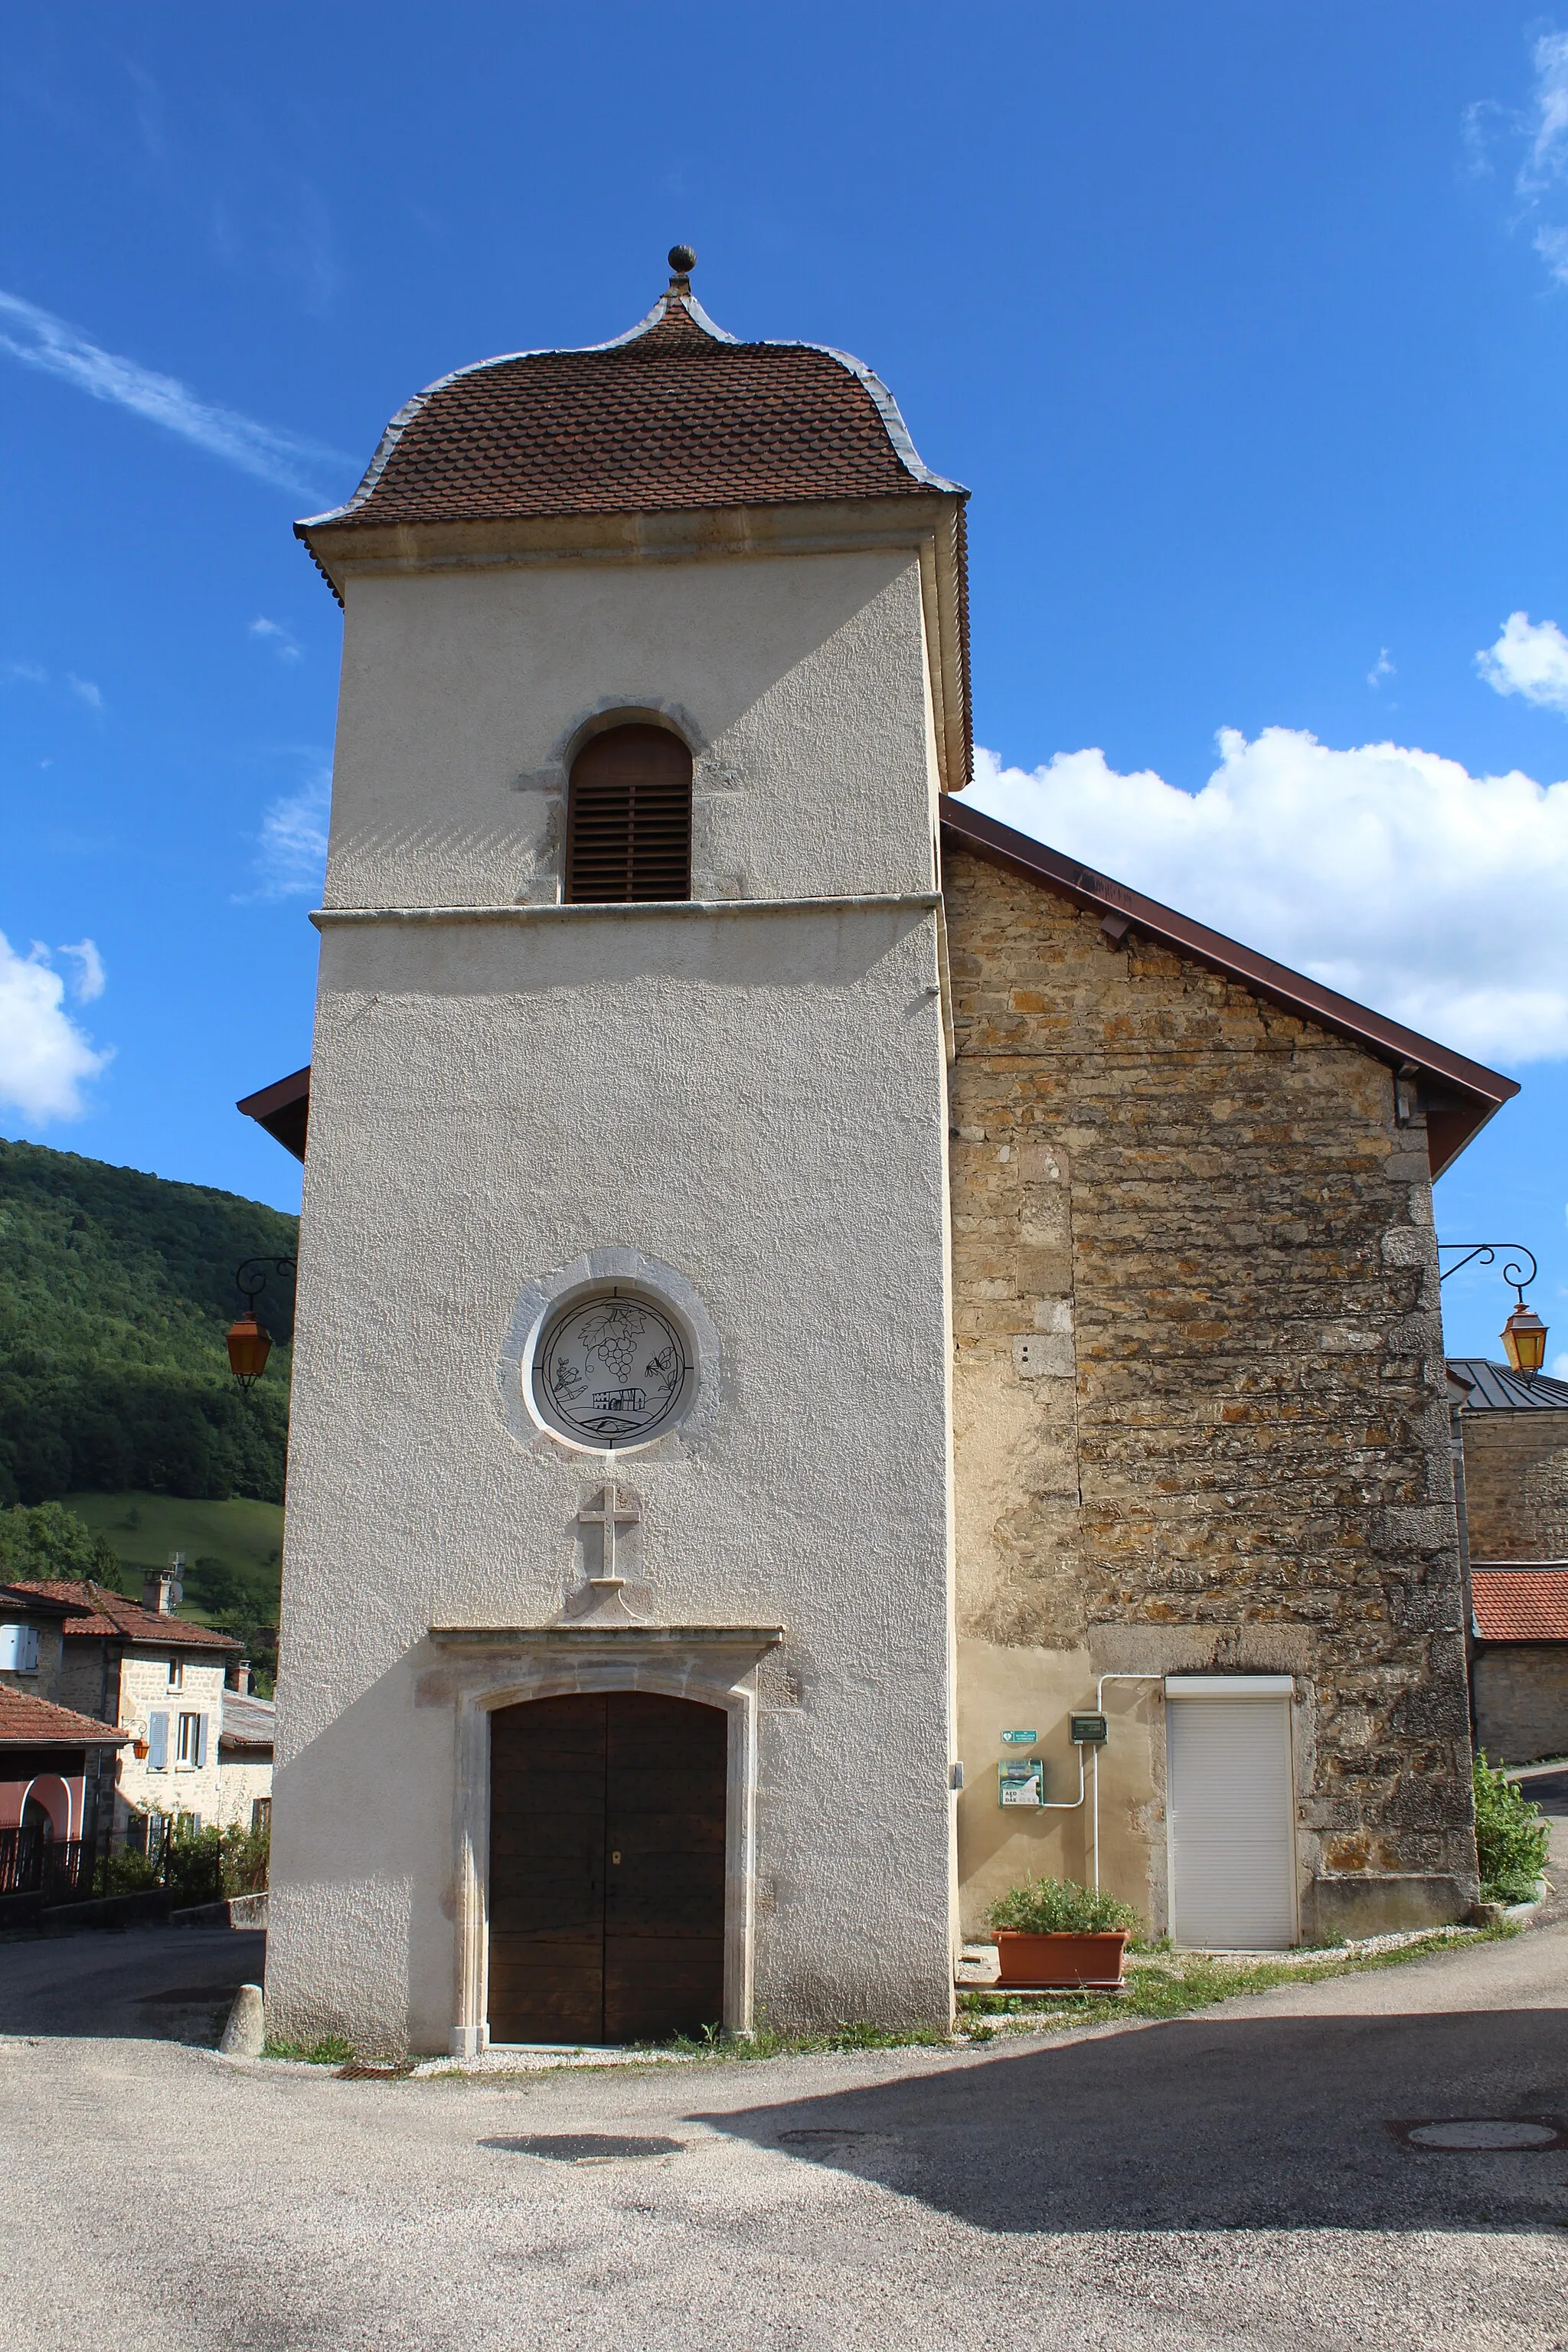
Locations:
488;1692;727;2045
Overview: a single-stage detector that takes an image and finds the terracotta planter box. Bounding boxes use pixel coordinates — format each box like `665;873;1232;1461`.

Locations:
993;1929;1129;1990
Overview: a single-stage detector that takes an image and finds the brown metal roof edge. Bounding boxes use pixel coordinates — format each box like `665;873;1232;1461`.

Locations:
237;1067;311;1120
939;795;1517;1177
237;1064;310;1165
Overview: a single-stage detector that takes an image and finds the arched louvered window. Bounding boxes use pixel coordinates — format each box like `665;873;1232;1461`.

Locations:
565;724;693;903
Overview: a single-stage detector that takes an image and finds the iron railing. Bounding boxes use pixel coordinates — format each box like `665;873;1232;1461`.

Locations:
0;1828;88;1901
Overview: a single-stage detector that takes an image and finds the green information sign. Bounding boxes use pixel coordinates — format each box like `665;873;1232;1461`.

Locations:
1000;1729;1037;1745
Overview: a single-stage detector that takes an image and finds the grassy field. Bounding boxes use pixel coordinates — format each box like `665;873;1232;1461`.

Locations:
60;1491;283;1651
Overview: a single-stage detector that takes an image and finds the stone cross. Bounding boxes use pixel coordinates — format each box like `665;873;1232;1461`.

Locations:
578;1481;642;1591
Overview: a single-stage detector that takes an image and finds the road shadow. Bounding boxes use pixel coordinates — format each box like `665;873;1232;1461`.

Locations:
0;1925;265;2043
699;2007;1568;2233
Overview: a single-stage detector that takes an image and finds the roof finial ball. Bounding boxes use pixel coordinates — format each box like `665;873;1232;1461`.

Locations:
668;243;697;289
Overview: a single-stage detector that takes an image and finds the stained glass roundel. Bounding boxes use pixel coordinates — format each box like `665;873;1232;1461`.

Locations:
531;1290;692;1446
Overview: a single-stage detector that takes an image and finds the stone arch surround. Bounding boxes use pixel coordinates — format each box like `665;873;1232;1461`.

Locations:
429;1626;781;2056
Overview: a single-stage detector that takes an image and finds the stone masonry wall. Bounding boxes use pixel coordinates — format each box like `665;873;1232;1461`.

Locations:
1461;1409;1568;1561
945;843;1478;1929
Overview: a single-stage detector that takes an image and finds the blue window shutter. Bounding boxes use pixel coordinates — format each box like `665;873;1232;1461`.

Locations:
149;1712;168;1769
194;1714;208;1769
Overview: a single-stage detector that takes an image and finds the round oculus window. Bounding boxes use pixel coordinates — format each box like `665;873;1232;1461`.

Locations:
531;1290;692;1447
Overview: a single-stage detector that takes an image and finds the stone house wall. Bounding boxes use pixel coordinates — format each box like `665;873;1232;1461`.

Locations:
944;842;1478;1939
1472;1645;1568;1765
1460;1409;1568;1561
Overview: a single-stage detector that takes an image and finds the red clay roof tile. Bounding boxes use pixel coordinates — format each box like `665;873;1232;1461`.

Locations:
1472;1568;1568;1642
0;1688;127;1746
6;1582;237;1650
301;288;962;535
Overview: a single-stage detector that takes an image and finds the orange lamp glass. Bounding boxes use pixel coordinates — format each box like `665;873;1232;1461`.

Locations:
1501;1300;1548;1376
226;1312;273;1391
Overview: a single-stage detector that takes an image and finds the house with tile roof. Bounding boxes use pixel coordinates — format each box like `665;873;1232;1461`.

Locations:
5;1573;265;1845
240;252;1517;2057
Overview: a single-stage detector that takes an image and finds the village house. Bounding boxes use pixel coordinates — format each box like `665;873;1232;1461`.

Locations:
1449;1357;1568;1762
7;1572;269;1844
242;254;1517;2056
0;1582;128;1883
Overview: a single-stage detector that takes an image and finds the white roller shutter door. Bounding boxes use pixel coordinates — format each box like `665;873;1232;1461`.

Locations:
1167;1683;1297;1949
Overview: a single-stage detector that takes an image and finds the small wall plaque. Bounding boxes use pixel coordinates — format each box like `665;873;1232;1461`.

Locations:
1000;1728;1037;1745
1070;1713;1109;1745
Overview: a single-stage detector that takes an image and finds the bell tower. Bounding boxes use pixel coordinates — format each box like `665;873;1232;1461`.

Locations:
266;253;971;2053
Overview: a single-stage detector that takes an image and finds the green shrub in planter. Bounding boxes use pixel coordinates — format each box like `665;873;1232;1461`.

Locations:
987;1873;1141;1936
1473;1754;1550;1904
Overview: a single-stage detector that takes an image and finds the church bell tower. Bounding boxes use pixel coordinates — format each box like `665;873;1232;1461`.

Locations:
266;252;970;2053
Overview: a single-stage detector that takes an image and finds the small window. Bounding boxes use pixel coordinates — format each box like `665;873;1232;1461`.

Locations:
0;1625;39;1674
565;724;692;903
252;1797;271;1834
175;1711;207;1769
168;1658;185;1690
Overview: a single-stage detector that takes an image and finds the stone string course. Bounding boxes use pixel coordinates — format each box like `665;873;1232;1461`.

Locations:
944;844;1477;1893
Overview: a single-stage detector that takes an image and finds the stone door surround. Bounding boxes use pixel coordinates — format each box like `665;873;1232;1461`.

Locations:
426;1623;782;2056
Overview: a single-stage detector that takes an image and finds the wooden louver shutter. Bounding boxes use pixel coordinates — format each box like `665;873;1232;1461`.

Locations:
566;724;692;904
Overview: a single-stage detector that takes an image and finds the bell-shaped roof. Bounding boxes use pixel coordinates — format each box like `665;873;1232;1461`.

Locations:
299;273;964;534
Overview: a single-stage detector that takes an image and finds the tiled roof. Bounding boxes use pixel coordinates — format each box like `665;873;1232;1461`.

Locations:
0;1689;128;1746
0;1583;79;1619
1472;1567;1568;1642
6;1582;237;1651
1447;1357;1568;1412
219;1690;276;1750
299;283;962;536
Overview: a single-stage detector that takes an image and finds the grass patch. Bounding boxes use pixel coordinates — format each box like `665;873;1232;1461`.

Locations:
958;1924;1521;2038
263;2034;356;2066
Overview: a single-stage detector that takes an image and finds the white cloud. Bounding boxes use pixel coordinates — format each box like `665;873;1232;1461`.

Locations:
1367;648;1394;688
249;616;302;662
1525;31;1568;188
965;726;1568;1067
57;939;105;1002
0;289;343;498
1478;611;1568;714
1536;223;1568;286
0;933;111;1121
1;660;47;688
65;673;103;713
252;770;330;898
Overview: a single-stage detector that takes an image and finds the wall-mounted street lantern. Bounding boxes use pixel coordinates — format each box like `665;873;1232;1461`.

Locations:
1437;1243;1547;1379
226;1256;297;1396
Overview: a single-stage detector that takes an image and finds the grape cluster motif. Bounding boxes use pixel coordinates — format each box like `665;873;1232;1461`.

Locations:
577;1304;647;1381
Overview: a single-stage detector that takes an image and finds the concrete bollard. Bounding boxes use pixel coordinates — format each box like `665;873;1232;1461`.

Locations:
219;1983;266;2058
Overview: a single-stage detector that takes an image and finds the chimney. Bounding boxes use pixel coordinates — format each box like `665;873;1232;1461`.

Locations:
142;1554;185;1617
228;1660;253;1697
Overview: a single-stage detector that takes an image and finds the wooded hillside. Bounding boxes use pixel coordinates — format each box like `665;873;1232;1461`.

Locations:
0;1139;296;1506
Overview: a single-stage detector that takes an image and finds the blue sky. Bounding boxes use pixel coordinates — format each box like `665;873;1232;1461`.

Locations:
2;3;1566;1364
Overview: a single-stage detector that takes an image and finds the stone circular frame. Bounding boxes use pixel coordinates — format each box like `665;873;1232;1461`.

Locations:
531;1287;692;1447
498;1248;720;1457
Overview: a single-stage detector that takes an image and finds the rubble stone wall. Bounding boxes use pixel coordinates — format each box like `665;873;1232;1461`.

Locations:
944;841;1478;1936
1461;1408;1568;1562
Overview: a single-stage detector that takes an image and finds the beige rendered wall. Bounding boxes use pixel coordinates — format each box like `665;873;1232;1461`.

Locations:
945;841;1478;1942
322;550;940;911
268;541;955;2053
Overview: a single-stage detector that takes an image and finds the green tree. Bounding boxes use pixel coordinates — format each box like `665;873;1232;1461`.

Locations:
0;1501;122;1586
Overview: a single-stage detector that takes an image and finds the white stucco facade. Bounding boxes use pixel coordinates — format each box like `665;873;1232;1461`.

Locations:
267;521;960;2053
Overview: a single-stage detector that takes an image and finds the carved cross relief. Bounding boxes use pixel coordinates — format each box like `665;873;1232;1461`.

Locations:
564;1481;650;1623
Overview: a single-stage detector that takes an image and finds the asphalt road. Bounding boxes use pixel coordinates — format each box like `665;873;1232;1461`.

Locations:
1;1921;1566;2350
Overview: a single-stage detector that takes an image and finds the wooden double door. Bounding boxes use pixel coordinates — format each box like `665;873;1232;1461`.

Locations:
488;1691;727;2044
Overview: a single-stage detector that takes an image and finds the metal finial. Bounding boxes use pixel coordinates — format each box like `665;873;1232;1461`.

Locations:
668;243;697;278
